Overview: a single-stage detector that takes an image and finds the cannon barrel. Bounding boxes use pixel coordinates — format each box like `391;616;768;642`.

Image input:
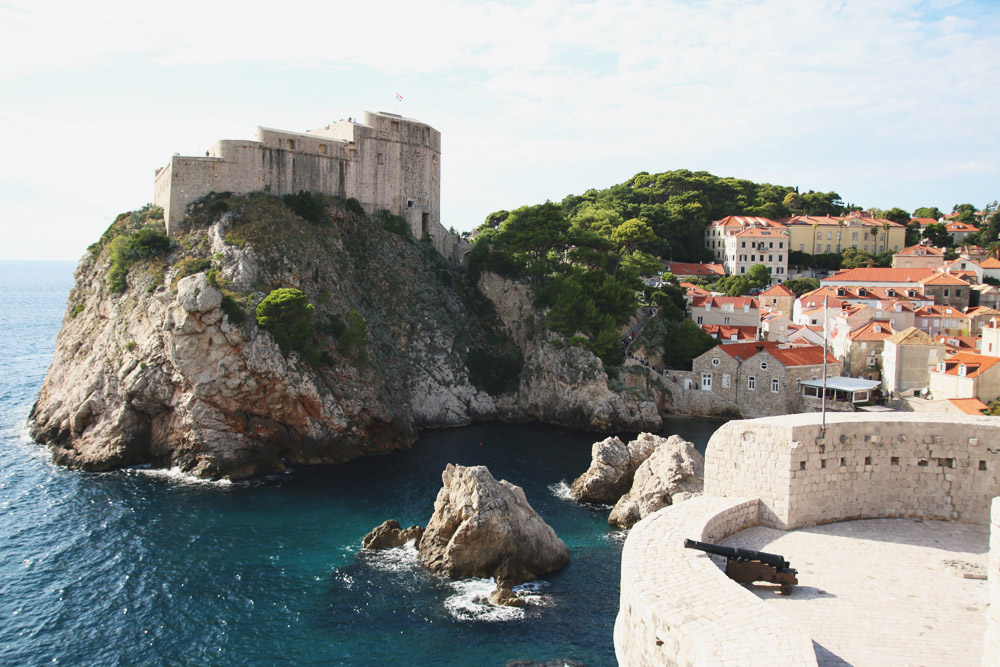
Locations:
683;538;791;571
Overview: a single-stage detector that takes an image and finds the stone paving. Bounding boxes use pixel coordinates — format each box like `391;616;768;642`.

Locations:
718;519;990;667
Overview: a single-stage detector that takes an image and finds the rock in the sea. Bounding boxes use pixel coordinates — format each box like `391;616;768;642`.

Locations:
488;584;525;608
418;464;569;584
569;432;668;504
362;519;424;549
608;435;704;529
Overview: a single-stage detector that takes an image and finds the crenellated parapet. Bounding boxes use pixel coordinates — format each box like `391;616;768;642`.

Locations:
153;111;467;263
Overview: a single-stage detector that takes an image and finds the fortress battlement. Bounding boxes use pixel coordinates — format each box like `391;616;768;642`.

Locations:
153;111;465;262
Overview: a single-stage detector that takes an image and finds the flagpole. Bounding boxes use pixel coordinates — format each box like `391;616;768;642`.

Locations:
822;294;828;437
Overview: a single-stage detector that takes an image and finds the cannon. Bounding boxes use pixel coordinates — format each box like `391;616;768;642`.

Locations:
683;538;798;595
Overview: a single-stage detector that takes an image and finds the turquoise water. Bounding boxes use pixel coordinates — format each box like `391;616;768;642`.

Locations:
0;261;722;665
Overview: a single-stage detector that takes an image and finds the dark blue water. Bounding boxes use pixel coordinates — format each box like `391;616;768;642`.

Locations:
0;261;723;666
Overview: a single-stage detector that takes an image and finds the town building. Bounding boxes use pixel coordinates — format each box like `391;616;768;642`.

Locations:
917;272;972;309
914;304;969;337
689;295;761;328
928;351;1000;404
881;327;946;395
892;244;945;269
703;216;789;279
664;261;726;280
701;324;759;344
822;267;938;289
780;214;906;256
758;283;794;316
691;342;841;416
831;320;895;379
945;221;979;245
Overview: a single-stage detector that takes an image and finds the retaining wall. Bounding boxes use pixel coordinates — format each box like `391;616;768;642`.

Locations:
986;497;1000;667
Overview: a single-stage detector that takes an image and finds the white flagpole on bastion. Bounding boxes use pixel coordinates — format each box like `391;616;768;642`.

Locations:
822;294;828;437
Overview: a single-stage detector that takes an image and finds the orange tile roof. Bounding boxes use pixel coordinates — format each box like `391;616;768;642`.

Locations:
895;244;945;256
849;320;895;341
946;221;978;232
667;262;726;276
934;352;1000;378
701;324;759;340
716;341;779;361
732;228;787;238
691;296;760;309
910;217;940;226
935;335;979;352
761;284;794;297
919;272;970;286
981;257;1000;268
948;398;988;415
769;345;837;366
915;304;968;318
824;267;937;284
710;215;785;228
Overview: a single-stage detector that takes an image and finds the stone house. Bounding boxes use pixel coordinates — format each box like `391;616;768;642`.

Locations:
689;296;761;328
971;283;1000;310
703;215;785;264
928;351;1000;403
833;320;895;380
964;306;1000;337
945;220;979;245
664;261;726;280
761;309;794;342
758;284;794;317
881;327;946;395
918;272;972;309
691;342;841;417
979;257;1000;283
701;324;759;343
892;244;945;269
913;304;970;337
941;257;984;283
786;325;826;347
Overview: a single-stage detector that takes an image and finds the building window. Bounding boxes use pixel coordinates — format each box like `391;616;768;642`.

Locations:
697;316;703;324
741;267;746;273
760;361;768;370
285;139;295;149
771;378;779;392
944;289;950;296
827;232;832;240
852;232;859;240
799;244;805;251
318;144;327;155
712;357;720;366
748;376;756;390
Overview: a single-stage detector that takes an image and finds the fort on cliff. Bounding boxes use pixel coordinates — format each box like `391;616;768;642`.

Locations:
153;111;467;262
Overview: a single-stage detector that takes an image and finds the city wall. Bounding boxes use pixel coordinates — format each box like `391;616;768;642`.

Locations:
616;413;1000;666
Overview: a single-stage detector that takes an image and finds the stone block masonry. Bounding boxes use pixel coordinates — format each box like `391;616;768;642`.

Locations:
153;111;469;263
986;497;1000;667
704;412;1000;528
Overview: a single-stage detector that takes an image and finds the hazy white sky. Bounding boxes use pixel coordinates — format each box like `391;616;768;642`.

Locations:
1;0;997;260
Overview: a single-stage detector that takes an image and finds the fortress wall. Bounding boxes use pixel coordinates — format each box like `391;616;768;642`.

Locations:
615;495;818;666
705;413;1000;529
986;497;1000;667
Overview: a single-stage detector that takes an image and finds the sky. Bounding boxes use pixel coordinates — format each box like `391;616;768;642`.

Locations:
1;0;998;261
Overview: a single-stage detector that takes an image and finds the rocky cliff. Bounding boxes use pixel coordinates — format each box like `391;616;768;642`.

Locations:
29;195;668;478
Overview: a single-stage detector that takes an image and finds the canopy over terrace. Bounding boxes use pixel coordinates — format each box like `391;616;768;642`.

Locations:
800;377;882;403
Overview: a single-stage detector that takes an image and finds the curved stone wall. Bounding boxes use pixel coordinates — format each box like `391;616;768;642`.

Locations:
617;413;1000;666
704;412;1000;528
614;495;817;666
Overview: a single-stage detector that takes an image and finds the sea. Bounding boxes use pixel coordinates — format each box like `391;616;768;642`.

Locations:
0;260;725;666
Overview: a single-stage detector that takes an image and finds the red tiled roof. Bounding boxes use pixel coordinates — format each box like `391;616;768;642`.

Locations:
761;284;794;297
919;272;970;286
933;352;1000;378
824;267;937;284
948;398;988;415
769;345;837;366
980;257;1000;268
732;228;787;238
910;217;940;226
915;304;968;318
691;296;760;309
667;261;726;276
849;320;895;341
701;324;759;340
709;216;785;229
895;244;945;256
946;221;978;232
935;335;979;352
716;341;779;361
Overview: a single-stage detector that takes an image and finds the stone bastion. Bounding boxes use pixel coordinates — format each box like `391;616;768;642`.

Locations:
615;412;1000;666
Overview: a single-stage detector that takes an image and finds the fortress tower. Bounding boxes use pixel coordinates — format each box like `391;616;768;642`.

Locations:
154;111;464;260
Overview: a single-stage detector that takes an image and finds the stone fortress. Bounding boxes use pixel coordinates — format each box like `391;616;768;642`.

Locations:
153;111;468;262
616;412;1000;666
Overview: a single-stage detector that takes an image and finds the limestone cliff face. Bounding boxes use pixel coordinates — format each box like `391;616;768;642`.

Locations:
478;272;664;432
30;197;669;478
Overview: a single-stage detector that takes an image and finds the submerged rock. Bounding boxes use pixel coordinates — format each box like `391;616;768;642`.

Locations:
608;435;704;529
418;463;569;584
361;519;424;549
488;584;526;608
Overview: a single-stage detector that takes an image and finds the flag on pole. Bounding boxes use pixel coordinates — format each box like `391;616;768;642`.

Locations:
395;93;404;102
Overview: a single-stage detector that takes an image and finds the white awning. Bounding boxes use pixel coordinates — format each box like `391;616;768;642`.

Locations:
799;377;881;391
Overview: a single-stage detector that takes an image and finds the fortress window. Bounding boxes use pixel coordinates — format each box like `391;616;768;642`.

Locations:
391;120;399;131
377;153;384;165
318;144;327;155
891;456;899;466
407;200;414;208
285;139;295;150
349;147;357;158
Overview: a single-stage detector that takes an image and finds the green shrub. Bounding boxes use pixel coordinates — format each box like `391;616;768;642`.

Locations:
466;350;523;395
69;303;84;318
282;190;328;225
255;288;316;358
221;293;247;325
174;257;212;279
345;198;366;216
338;310;368;364
377;211;411;238
108;228;173;292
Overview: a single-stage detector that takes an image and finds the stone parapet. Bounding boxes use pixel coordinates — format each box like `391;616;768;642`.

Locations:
614;495;817;666
704;412;1000;528
986;497;1000;667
